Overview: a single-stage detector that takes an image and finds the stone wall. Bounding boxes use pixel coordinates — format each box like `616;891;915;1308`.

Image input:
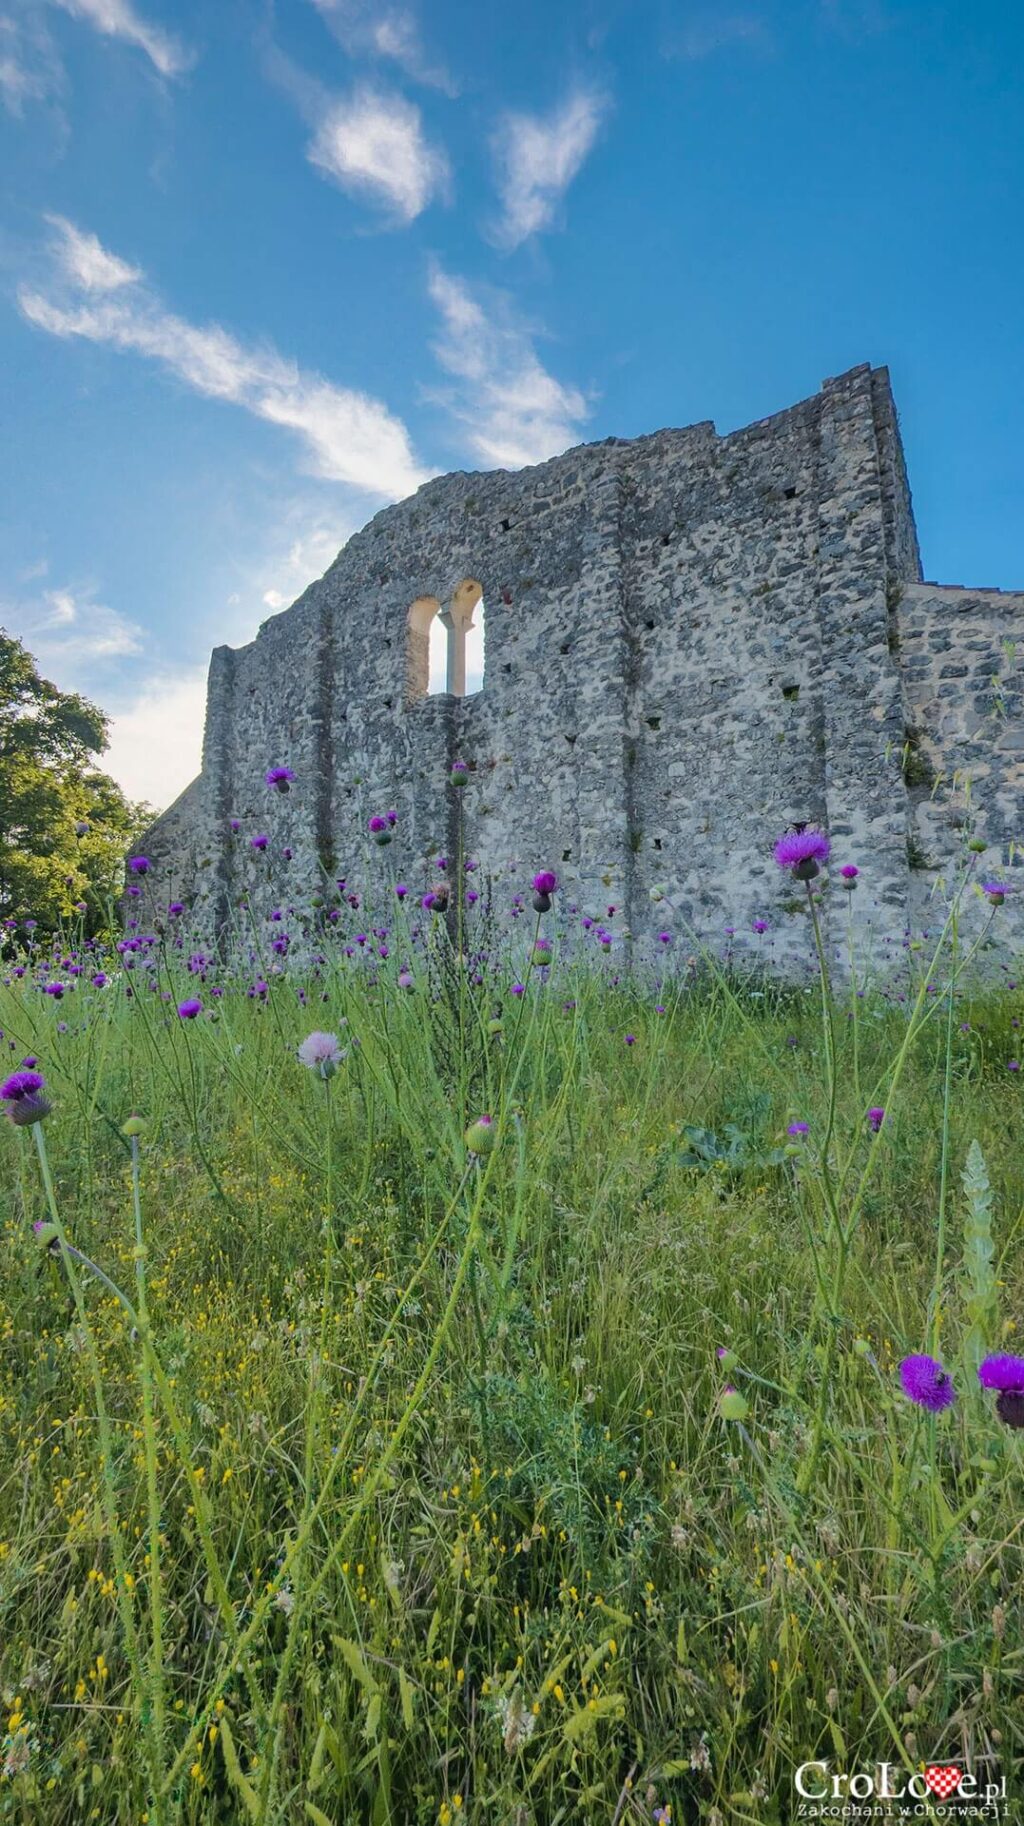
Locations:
137;364;1023;972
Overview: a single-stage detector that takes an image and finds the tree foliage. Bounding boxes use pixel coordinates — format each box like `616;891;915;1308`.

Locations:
0;629;150;934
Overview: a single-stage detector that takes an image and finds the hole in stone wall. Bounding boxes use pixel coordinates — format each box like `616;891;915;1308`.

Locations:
784;486;798;500
560;642;571;655
500;517;511;532
661;532;671;546
427;614;447;694
562;848;571;861
406;582;485;701
653;838;662;850
782;684;800;702
645;619;655;631
647;716;661;730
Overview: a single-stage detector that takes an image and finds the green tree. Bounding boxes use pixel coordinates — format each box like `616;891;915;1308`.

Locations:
0;628;150;935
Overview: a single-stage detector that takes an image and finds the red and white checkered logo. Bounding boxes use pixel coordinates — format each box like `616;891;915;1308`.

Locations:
925;1766;963;1800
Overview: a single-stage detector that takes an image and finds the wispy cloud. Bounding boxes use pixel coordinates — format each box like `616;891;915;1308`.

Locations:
308;0;456;95
45;212;142;290
260;522;349;612
50;0;194;78
427;264;589;469
307;83;450;223
20;216;428;499
489;87;609;248
0;9;64;116
9;582;144;675
661;10;771;59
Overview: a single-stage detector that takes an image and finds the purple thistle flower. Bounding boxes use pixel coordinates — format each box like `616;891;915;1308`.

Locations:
229;818;241;832
899;1354;955;1412
91;972;108;987
787;1120;809;1137
297;1031;344;1078
752;918;769;934
177;998;202;1019
532;871;558;895
982;882;1010;906
128;856;150;876
982;1355;1024;1425
167;901;185;918
394;883;408;899
978;1353;1024;1392
250;833;269;851
867;1106;885;1132
265;766;296;791
624;1033;636;1046
368;814;392;845
840;863;859;881
43;982;65;999
773;827;831;879
1;1068;51;1126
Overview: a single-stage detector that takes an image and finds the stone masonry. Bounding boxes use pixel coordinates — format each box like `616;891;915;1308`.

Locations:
139;364;1023;969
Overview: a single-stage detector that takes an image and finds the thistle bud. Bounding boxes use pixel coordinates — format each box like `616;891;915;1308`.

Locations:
450;760;468;788
464;1114;496;1156
121;1114;147;1137
33;1221;60;1251
719;1388;748;1422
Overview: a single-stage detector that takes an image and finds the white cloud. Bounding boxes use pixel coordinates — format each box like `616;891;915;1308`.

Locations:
9;584;144;678
661;11;771;59
259;520;349;613
19;218;428;499
489;88;609;248
308;85;450;223
103;665;208;806
46;213;142;290
0;10;64;116
309;0;456;94
51;0;194;78
427;264;589;469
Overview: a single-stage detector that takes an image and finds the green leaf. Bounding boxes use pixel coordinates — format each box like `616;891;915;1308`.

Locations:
331;1635;379;1693
961;1139;999;1379
217;1716;261;1821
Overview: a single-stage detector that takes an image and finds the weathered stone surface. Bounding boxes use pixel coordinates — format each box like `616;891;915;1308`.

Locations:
137;364;1023;969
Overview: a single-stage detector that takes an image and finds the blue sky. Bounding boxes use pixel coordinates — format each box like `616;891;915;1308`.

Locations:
1;0;1022;808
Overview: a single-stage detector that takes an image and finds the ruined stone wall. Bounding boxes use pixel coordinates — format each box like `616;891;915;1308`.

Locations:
898;582;1024;935
139;364;1023;971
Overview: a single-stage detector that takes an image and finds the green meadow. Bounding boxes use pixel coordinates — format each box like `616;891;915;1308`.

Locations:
1;910;1022;1823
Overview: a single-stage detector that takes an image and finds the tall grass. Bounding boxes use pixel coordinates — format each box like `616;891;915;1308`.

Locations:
0;894;1021;1823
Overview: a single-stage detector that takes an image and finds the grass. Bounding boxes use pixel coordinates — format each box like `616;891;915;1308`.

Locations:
0;893;1022;1823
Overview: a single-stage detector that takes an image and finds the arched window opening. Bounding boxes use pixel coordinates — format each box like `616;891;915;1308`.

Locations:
406;596;441;702
405;582;485;703
445;578;483;698
464;594;485;695
428;613;448;694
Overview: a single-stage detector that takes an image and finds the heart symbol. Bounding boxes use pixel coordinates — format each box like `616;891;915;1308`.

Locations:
925;1766;963;1800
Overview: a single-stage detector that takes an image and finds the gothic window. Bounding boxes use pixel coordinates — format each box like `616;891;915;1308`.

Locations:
405;581;485;702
